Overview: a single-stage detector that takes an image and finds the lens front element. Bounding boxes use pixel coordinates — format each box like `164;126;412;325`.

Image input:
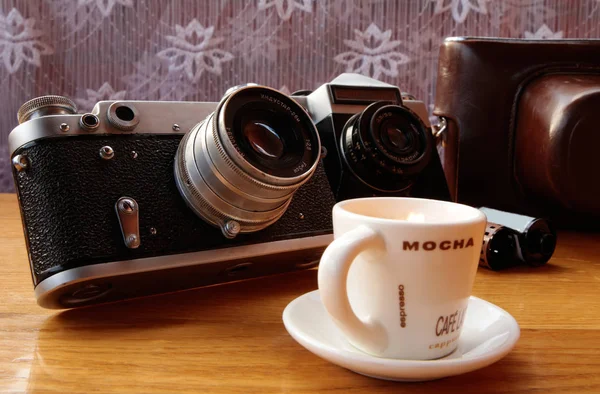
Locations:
382;123;412;152
242;118;285;160
234;104;313;176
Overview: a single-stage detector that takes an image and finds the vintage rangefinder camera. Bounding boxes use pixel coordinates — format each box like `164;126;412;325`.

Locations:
297;74;450;201
434;37;600;227
10;85;336;309
10;75;449;309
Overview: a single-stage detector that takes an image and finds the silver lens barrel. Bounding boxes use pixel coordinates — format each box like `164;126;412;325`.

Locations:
174;86;321;238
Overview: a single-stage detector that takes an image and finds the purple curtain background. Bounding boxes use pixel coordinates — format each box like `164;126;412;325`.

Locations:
2;0;599;192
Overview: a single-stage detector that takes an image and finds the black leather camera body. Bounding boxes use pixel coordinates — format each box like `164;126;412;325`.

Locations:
299;74;450;202
10;75;450;309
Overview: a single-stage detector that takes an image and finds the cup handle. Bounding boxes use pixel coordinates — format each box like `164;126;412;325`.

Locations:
318;225;386;353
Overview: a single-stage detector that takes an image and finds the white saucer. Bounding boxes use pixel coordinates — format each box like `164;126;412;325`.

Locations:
282;290;520;382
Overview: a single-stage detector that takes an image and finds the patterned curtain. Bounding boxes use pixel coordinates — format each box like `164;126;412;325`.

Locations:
1;0;599;192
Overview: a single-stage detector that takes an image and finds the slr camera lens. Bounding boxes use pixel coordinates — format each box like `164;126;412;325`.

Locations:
175;86;321;238
341;102;432;192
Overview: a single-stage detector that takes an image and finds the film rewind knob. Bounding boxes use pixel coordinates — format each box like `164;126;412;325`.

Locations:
17;95;77;124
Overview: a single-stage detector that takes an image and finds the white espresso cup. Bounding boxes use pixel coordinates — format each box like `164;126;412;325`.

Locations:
318;197;486;360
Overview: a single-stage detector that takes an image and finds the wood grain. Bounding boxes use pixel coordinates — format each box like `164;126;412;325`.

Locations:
0;193;598;393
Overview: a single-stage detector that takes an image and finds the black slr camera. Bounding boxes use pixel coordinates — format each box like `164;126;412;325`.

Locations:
299;74;450;201
10;74;449;309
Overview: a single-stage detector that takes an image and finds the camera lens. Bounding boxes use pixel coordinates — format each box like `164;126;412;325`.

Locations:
174;86;320;237
340;102;432;192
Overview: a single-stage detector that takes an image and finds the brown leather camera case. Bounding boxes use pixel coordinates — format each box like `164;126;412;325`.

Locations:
434;37;600;226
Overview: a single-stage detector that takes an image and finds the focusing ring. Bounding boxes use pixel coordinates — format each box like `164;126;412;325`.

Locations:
175;135;290;233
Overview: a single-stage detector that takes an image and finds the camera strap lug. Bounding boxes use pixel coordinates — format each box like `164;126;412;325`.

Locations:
432;116;447;141
115;197;141;249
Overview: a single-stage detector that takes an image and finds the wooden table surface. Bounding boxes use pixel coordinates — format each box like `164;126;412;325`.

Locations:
1;193;599;393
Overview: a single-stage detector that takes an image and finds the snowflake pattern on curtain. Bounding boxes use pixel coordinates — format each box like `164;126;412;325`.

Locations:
156;19;234;83
75;82;127;112
334;23;410;79
257;0;314;21
0;8;53;74
432;0;490;24
76;0;134;17
0;0;599;191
